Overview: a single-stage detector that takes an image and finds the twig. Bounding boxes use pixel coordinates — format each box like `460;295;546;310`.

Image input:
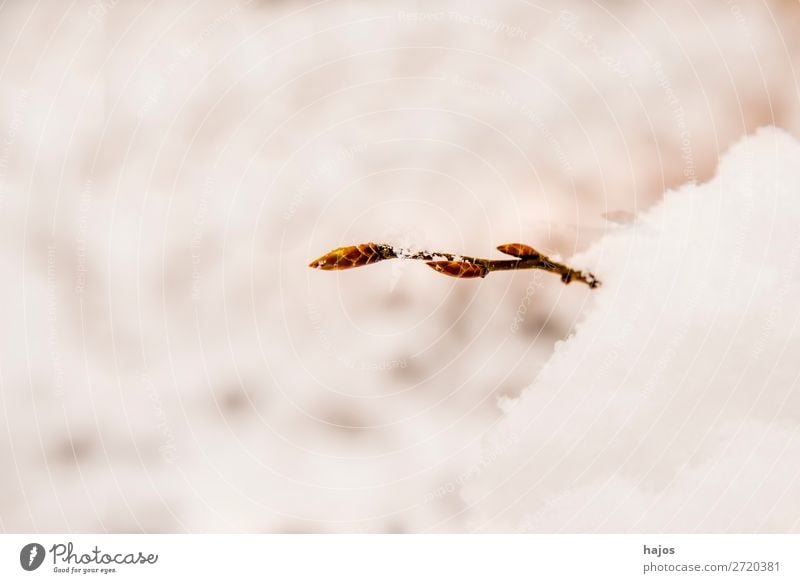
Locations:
308;242;601;288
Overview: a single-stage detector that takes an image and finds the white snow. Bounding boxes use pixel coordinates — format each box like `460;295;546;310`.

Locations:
1;0;799;533
462;127;800;532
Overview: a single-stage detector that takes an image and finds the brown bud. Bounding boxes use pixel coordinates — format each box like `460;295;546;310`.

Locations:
425;261;487;279
497;243;541;260
308;243;387;270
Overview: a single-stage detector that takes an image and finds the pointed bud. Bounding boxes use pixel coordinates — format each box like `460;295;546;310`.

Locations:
309;243;387;270
497;243;541;260
426;261;487;279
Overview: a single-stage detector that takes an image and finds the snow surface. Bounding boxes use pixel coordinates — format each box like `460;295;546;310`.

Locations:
0;0;799;533
463;127;800;532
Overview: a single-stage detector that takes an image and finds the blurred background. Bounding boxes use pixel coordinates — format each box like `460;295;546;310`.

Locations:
0;0;798;532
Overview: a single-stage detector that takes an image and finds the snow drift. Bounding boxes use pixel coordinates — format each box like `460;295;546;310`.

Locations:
462;127;800;532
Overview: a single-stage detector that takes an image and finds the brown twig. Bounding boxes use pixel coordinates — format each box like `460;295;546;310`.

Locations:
308;242;600;288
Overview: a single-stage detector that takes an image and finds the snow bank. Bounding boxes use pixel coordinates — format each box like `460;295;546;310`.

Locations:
462;127;800;532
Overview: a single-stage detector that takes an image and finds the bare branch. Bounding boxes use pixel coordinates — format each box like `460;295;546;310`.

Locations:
309;242;601;288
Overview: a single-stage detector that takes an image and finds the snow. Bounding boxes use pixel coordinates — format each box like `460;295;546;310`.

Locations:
462;127;800;532
0;0;799;533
